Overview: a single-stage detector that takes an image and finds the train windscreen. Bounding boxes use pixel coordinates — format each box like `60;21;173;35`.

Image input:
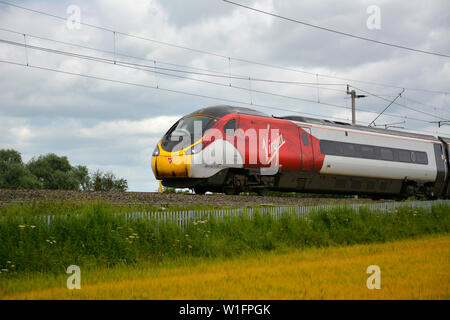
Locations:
160;115;216;152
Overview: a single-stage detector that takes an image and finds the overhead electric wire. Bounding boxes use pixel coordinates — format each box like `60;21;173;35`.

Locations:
222;0;450;58
350;85;449;121
1;37;443;125
0;0;448;95
3;28;447;122
0;58;373;125
366;92;450;116
368;89;405;127
0;60;447;136
0;27;348;93
400;96;450;117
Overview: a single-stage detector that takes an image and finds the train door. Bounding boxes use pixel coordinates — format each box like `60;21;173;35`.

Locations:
299;127;314;171
236;115;265;167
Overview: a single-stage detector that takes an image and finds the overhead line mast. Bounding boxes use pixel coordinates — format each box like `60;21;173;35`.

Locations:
346;85;367;125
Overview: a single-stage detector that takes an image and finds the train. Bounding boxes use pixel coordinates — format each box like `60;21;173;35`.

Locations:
152;105;450;199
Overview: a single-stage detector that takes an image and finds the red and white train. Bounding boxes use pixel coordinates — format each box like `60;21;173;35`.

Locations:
152;105;450;199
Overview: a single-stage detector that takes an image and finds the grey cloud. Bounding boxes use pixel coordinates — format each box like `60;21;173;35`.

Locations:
0;0;449;191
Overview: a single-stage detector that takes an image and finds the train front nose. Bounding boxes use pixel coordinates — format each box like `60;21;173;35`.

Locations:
152;142;192;178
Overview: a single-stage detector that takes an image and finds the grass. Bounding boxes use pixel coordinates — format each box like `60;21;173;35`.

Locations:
0;200;218;217
1;234;448;299
0;201;448;275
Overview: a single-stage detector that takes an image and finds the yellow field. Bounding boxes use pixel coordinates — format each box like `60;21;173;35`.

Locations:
2;235;449;300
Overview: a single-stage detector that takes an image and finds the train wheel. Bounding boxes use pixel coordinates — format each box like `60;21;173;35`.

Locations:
223;187;240;195
256;189;269;196
194;187;207;195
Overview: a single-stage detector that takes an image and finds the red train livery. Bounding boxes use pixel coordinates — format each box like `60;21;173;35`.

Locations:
152;105;450;199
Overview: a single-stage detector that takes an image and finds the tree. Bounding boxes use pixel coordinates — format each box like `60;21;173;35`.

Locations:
0;149;128;192
90;170;128;191
0;149;42;189
72;165;90;190
27;153;80;190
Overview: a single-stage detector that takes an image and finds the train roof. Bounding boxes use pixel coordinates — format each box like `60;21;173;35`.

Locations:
186;105;267;119
186;105;447;142
277;115;442;142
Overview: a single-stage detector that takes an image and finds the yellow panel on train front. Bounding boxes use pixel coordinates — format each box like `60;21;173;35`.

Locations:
152;153;192;178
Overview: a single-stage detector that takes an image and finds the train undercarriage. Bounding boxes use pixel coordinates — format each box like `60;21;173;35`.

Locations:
161;168;443;200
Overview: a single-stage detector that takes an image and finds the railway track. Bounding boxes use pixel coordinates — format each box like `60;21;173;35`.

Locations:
0;189;376;207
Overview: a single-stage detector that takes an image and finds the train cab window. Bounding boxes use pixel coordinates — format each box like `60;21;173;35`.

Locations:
302;132;309;146
380;148;394;161
223;119;236;136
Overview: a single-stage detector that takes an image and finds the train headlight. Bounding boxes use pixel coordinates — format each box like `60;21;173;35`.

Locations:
152;145;160;157
185;142;204;155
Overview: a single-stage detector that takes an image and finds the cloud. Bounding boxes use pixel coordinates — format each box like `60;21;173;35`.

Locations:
0;0;449;191
79;115;180;138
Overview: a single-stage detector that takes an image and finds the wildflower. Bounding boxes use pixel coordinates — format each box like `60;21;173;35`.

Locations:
6;261;11;264
30;225;36;229
187;245;192;249
18;225;26;229
185;234;189;237
11;265;15;268
1;269;8;272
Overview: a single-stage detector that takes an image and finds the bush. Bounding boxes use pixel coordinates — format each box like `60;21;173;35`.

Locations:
0;202;448;275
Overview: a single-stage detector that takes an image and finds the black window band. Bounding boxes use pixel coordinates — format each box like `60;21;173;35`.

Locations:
319;140;428;165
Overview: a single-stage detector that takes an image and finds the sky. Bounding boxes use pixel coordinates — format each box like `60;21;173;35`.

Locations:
0;0;449;192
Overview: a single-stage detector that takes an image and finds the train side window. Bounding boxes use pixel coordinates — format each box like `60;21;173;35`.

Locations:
342;143;356;157
416;152;428;164
399;150;411;162
320;140;335;155
361;146;375;159
380;148;394;161
302;132;309;146
223;119;236;136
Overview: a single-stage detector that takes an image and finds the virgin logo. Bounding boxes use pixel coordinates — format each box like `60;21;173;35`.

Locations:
262;124;285;165
168;157;173;164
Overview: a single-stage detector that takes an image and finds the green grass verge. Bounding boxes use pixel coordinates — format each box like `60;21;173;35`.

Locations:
0;201;448;277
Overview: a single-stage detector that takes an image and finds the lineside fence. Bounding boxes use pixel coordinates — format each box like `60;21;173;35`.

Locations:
3;200;449;230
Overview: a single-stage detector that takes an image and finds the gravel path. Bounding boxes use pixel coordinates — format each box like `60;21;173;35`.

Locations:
0;189;374;207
